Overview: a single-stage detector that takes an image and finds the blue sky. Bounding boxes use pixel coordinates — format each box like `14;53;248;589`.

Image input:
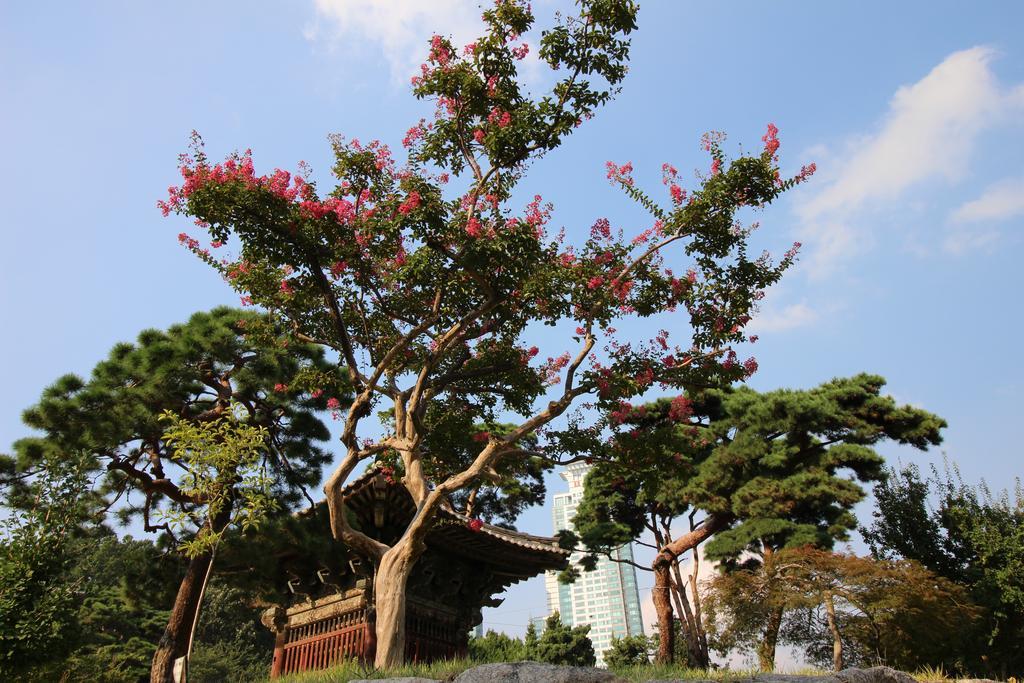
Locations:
2;0;1023;658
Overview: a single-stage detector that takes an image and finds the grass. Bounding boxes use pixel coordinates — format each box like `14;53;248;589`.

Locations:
270;660;1004;682
270;659;830;682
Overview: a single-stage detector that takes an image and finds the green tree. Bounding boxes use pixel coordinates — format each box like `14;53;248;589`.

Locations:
160;0;816;666
531;612;595;667
15;529;182;683
524;621;539;659
775;549;978;673
7;308;340;682
0;455;90;677
863;464;1024;677
468;629;526;663
570;375;945;665
603;634;652;667
187;581;275;683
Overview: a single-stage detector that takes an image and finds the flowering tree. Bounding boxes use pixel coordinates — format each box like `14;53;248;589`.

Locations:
160;0;815;667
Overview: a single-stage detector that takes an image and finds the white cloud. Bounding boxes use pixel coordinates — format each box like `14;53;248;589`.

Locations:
795;47;1024;277
306;0;485;83
750;301;818;334
942;224;1002;255
950;176;1024;224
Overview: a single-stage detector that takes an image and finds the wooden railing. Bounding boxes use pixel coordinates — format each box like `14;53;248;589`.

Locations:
270;605;468;677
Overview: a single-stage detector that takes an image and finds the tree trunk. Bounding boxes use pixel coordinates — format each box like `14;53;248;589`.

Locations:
688;546;710;666
669;561;707;667
150;501;232;683
652;561;676;664
756;603;783;671
824;591;843;671
150;548;215;683
372;540;422;668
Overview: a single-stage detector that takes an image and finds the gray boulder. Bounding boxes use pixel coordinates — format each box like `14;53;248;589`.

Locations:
349;678;441;683
836;667;919;683
646;665;919;683
454;661;624;683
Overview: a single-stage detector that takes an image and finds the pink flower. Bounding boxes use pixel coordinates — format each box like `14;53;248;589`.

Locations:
610;401;633;425
670;184;686;205
587;276;604;290
210;240;224;248
468;518;484;532
398;191;421;215
326;397;341;410
311;389;324;399
605;161;634;186
762;123;780;157
710;158;722;176
472;431;490;443
273;383;288;393
668;396;691;422
795;163;817;183
465;216;483;238
473;128;486;143
429;35;451;67
487;107;512;129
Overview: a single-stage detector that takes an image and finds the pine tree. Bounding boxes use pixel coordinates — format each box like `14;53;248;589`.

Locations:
570;374;945;665
532;612;595;668
7;307;343;682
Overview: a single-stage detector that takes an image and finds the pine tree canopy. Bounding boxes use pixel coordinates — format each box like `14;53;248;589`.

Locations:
6;307;346;528
572;374;946;564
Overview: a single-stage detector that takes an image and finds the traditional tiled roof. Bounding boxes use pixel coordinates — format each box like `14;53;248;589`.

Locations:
339;467;569;574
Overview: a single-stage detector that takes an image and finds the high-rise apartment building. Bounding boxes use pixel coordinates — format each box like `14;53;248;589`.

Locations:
544;462;645;665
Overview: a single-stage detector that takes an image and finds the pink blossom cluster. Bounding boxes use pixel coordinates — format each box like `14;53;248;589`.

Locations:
402;121;426;148
783;241;802;261
795;163;817;183
487;107;512;128
605;161;634;186
523;195;551;237
540;352;571;385
590;217;612;241
428;35;452;67
762;123;780;157
610;278;633;302
668;395;692;422
397;191;422;216
700;130;727;152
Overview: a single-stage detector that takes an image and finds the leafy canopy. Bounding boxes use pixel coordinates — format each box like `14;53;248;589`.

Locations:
157;0;816;565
